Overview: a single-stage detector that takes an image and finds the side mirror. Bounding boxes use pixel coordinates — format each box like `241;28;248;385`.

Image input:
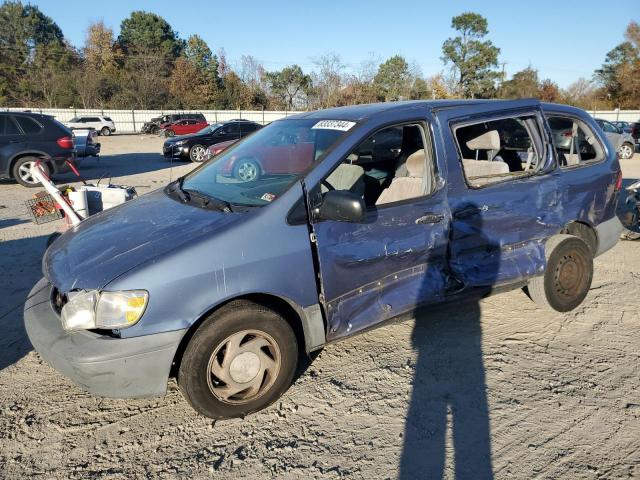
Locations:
315;190;365;223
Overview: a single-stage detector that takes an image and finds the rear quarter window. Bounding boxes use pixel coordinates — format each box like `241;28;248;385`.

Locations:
14;116;42;134
546;115;605;168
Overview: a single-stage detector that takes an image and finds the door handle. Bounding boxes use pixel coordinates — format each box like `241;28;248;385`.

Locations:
415;213;444;224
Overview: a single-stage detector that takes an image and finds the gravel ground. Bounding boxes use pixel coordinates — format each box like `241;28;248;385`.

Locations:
0;136;639;479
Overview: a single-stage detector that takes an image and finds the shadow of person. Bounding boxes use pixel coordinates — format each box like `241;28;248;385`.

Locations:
400;202;499;480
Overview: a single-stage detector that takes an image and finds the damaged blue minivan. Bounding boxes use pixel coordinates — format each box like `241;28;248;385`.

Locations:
25;100;623;419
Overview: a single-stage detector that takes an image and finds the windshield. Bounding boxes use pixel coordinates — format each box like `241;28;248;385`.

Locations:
197;123;222;135
180;118;354;207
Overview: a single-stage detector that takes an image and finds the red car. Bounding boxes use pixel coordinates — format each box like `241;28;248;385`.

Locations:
161;119;209;137
206;139;238;158
220;128;315;181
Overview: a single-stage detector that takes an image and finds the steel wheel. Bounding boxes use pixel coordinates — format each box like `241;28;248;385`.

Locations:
207;329;281;404
190;145;207;162
619;143;634;160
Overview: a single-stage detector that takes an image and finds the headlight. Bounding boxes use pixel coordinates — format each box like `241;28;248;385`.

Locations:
174;140;186;146
61;290;148;331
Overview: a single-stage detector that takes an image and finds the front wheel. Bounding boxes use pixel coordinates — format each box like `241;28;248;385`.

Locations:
619;142;635;160
526;234;593;312
189;144;207;163
100;127;111;136
233;158;261;182
165;129;175;137
178;301;298;419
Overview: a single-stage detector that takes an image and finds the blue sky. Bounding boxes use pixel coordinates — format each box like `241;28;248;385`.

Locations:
30;0;637;88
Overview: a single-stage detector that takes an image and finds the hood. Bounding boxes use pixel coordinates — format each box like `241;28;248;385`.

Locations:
44;189;242;292
164;131;211;144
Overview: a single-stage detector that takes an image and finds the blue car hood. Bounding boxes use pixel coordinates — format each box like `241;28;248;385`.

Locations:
44;189;241;292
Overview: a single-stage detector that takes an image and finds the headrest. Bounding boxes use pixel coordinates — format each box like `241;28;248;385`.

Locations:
466;130;500;151
406;149;426;177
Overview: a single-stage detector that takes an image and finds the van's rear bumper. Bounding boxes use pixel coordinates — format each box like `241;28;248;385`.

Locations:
595;215;623;257
24;278;187;399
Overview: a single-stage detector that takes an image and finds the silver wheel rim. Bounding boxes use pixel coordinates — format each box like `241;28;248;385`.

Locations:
18;162;37;184
206;329;281;405
620;144;633;159
237;162;258;181
191;145;206;162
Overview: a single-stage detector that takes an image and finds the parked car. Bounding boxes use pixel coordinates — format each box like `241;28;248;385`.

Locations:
627;121;640;148
594;118;636;159
65;116;115;136
26;99;623;419
0;112;75;187
160;118;209;137
612;121;633;134
142;114;207;135
73;129;100;158
163;120;261;162
206;139;238;159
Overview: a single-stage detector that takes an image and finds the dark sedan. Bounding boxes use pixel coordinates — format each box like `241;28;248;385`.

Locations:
162;120;262;162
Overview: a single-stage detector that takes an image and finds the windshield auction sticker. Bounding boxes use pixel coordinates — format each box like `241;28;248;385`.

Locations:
312;120;356;131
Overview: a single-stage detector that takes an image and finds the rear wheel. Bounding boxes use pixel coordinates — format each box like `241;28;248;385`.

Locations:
100;127;111;136
619;142;634;160
189;144;207;163
178;301;298;419
526;234;593;312
12;156;48;187
165;129;175;137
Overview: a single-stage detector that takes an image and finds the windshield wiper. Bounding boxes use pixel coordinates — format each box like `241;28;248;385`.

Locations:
183;188;233;213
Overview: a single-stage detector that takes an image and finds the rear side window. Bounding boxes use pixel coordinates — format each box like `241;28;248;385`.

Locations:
546;115;604;168
14;116;43;134
453;114;543;188
103;117;113;122
0;115;21;135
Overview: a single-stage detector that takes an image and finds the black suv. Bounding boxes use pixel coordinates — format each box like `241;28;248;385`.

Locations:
0;112;76;187
163;119;262;162
142;113;207;135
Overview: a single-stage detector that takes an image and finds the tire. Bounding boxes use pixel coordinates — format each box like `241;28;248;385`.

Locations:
12;156;48;187
178;301;298;419
189;144;207;163
150;125;159;135
165;129;175;138
619;142;634;160
233;158;261;182
526;234;593;312
100;127;111;136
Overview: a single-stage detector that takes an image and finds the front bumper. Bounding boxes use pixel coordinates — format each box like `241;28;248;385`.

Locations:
163;144;189;160
24;278;187;399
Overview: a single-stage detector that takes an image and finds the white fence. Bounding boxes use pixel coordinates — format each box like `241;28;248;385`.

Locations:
1;107;639;134
1;108;293;133
588;110;640;122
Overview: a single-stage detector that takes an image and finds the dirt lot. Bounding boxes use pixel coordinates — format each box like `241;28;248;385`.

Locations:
0;135;639;479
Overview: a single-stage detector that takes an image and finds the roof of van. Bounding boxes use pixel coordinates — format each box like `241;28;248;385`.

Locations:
287;99;585;122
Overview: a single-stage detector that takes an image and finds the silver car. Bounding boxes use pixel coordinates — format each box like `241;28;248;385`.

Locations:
595;118;635;160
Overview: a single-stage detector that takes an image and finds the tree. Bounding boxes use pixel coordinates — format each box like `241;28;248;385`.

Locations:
537;79;560;102
594;21;640;108
311;52;345;108
373;55;413;101
117;11;182;60
0;1;71;105
264;65;311;109
441;12;500;98
501;66;540;99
